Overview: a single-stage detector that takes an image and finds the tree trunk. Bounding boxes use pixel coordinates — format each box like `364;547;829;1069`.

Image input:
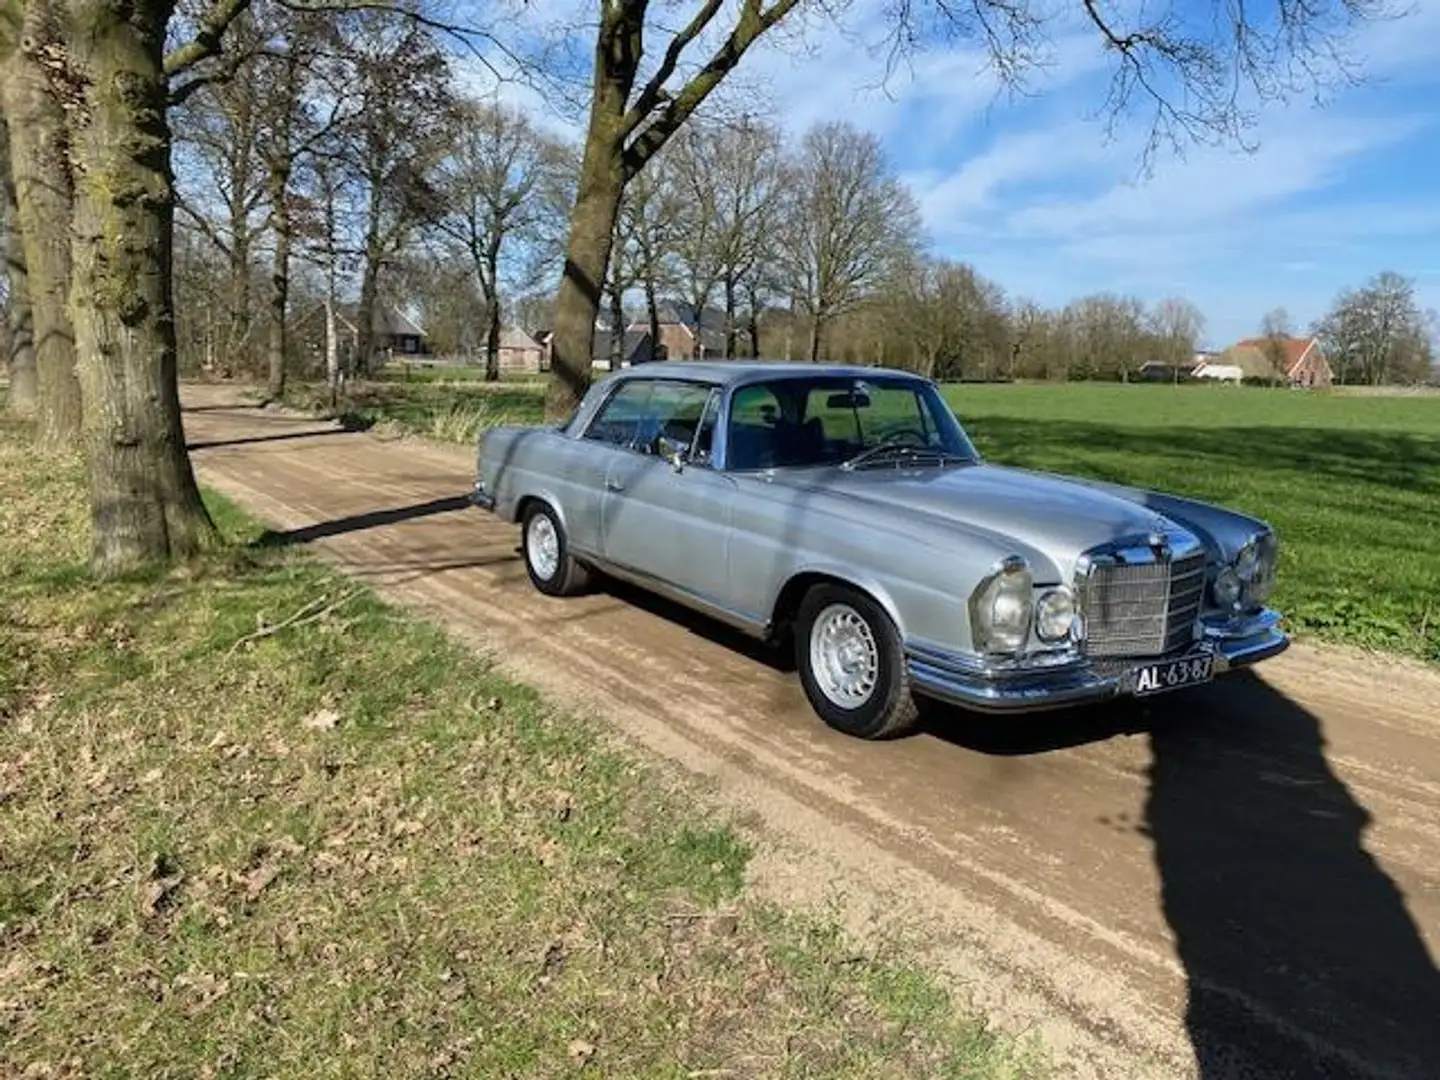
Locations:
356;257;379;378
808;311;823;363
2;7;81;448
548;146;624;416
723;275;737;359
265;167;290;400
66;0;217;573
645;282;660;362
1;114;38;416
608;276;624;369
747;284;761;358
545;3;641;420
484;239;501;382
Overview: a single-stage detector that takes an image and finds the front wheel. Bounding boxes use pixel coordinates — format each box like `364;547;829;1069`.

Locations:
795;584;918;739
521;501;591;597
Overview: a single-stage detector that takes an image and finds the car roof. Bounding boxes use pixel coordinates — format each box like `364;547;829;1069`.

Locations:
606;360;929;389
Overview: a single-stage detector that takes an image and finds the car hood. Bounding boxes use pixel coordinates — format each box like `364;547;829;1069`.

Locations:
776;462;1186;577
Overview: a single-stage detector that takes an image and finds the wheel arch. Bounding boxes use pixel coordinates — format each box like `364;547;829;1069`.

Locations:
770;567;905;645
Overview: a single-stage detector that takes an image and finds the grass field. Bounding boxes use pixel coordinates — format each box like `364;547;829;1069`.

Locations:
0;418;1040;1079
275;376;1440;664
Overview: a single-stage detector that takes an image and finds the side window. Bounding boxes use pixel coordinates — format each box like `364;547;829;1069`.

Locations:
726;384;782;470
582;379;715;455
583;380;654;448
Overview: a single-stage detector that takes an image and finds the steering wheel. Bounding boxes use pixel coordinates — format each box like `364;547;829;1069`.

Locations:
877;428;929;448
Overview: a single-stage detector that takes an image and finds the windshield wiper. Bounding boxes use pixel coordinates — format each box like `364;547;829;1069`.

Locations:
839;443;971;471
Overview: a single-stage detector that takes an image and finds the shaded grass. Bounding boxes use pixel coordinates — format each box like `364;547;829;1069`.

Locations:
943;384;1440;663
0;417;1041;1080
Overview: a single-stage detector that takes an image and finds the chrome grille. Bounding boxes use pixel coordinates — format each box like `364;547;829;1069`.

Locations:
1078;551;1207;658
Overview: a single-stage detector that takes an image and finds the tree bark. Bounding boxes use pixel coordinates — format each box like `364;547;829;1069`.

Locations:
2;4;81;447
608;273;624;369
1;114;38;416
723;274;737;359
484;236;501;381
356;256;379;378
66;0;218;573
545;3;641;419
548;134;625;416
265;165;290;400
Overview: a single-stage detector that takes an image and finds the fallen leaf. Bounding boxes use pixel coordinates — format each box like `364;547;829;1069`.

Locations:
303;708;340;730
553;791;573;822
567;1039;595;1067
140;768;163;785
140;873;183;918
243;864;281;902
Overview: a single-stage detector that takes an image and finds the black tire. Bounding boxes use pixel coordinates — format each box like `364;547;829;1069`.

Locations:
520;501;591;597
794;583;918;739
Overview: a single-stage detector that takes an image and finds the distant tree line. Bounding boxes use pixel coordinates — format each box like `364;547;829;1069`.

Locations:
147;10;1437;391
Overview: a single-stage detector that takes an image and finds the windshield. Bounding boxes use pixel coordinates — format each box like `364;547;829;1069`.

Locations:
725;375;980;471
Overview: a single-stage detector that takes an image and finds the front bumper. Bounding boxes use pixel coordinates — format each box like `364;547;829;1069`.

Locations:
468;480;495;512
906;608;1289;714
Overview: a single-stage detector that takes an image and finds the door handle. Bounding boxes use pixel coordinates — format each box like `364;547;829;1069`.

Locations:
605;477;624;491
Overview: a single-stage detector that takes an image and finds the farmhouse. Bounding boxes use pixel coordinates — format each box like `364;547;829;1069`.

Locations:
628;301;729;361
497;327;550;374
1220;334;1335;387
291;301;429;374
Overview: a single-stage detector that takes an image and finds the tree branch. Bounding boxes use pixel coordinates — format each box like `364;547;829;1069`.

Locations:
621;0;724;138
164;0;255;77
622;0;801;179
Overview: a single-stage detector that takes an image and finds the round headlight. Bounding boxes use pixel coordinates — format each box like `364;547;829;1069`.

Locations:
1035;588;1077;643
1235;542;1259;581
1246;532;1280;605
969;556;1034;655
1213;566;1243;610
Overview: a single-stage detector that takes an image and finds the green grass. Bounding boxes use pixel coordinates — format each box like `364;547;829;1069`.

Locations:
270;376;1440;663
942;383;1440;663
0;417;1042;1080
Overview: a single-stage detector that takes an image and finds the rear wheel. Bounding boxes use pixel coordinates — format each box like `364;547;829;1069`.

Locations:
795;583;917;739
521;501;591;597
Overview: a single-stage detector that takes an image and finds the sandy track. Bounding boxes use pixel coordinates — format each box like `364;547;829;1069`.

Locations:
182;388;1440;1080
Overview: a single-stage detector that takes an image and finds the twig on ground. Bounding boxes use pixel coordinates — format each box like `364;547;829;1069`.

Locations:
228;590;363;653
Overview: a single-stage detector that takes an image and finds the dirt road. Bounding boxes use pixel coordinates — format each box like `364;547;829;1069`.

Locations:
181;387;1440;1080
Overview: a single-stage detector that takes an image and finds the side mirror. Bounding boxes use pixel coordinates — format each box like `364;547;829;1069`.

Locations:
654;434;687;471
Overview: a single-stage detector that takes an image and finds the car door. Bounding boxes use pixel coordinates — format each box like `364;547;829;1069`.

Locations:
597;381;739;607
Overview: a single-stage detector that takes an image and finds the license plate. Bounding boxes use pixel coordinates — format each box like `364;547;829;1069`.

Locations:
1129;652;1214;697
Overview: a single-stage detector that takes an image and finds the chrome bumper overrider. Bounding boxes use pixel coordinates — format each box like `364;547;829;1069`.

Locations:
906;608;1289;714
468;481;495;512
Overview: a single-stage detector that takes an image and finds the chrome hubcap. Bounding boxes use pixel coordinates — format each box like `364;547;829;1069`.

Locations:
809;603;879;709
526;514;560;580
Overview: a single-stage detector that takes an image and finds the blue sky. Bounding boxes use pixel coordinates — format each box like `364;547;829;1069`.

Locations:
470;0;1440;349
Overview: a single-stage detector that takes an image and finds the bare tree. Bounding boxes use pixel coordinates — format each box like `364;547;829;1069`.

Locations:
707;118;783;358
1;111;37;416
778;121;920;362
1316;271;1432;386
1149;297;1206;382
887;256;1009;379
1258;306;1293;378
0;0;82;447
666;127;725;357
616;163;683;360
335;12;453;375
437;100;572;380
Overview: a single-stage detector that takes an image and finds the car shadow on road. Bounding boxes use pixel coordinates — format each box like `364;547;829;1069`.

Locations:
255;495;475;547
187;426;357;452
930;673;1440;1079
